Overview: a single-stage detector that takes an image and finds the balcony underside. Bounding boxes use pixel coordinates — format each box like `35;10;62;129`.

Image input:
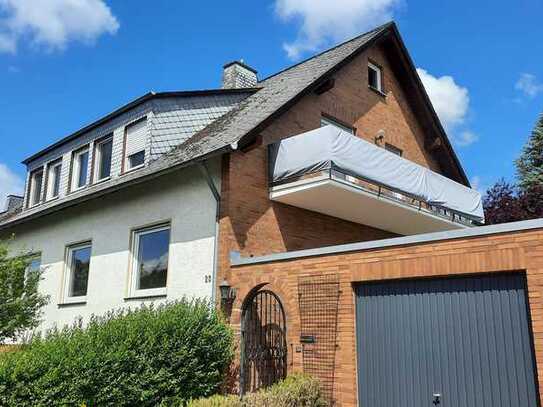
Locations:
270;176;469;236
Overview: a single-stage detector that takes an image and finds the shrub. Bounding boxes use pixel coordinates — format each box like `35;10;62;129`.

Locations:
0;299;233;406
187;374;328;407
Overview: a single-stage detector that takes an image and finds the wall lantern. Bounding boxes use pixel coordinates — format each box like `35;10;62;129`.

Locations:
219;279;236;307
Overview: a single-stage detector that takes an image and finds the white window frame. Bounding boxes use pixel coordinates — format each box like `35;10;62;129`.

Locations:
46;160;62;200
28;168;44;208
126;150;145;171
93;136;113;183
62;242;92;304
128;223;171;298
71;147;90;192
368;61;383;92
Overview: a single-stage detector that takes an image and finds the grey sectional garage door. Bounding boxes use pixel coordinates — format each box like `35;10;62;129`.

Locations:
355;273;539;407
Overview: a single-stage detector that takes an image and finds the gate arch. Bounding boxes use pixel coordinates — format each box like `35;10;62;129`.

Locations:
240;289;287;395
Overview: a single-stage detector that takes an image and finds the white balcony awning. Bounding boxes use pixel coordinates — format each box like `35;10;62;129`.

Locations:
269;126;484;221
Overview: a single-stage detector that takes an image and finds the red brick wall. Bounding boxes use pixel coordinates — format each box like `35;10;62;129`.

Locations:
229;227;543;406
218;42;449;283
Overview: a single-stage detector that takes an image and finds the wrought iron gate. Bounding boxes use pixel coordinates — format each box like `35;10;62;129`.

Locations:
240;289;287;395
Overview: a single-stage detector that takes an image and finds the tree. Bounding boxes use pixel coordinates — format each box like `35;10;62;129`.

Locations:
483;180;543;225
483;180;524;224
516;113;543;191
0;240;49;343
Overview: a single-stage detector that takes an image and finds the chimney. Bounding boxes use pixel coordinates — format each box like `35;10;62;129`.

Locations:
222;60;258;89
3;195;23;213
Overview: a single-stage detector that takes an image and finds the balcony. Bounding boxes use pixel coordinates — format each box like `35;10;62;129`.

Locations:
269;126;484;236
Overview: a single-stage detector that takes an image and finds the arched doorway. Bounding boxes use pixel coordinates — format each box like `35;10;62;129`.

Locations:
240;289;287;395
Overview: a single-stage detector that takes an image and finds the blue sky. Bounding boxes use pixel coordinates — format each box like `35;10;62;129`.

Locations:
0;0;542;202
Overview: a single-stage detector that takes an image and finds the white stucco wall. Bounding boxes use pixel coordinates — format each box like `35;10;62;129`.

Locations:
3;162;220;333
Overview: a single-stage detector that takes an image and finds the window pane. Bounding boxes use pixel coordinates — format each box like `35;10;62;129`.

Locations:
77;151;89;188
368;66;378;89
69;246;91;297
98;140;113;179
137;228;170;290
52;165;61;197
32;171;43;205
27;257;41;273
128;151;145;169
25;256;41;283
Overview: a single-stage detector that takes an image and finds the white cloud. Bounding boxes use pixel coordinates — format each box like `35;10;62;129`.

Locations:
455;130;479;147
0;163;24;210
275;0;400;60
515;73;543;98
416;68;478;147
0;0;119;53
416;68;469;132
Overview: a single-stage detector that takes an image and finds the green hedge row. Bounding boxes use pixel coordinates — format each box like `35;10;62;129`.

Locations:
0;299;234;406
187;374;328;407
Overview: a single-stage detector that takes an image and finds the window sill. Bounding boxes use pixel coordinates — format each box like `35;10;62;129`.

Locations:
45;196;60;203
58;300;87;307
93;176;111;185
124;293;167;301
368;85;387;98
123;164;145;175
69;185;88;195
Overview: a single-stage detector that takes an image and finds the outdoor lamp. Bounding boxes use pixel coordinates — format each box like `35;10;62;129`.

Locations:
219;279;236;306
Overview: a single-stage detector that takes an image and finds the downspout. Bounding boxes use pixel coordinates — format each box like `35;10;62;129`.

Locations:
199;159;221;303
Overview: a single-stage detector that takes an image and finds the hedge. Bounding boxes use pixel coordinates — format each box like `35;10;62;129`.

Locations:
187;374;328;407
0;299;234;406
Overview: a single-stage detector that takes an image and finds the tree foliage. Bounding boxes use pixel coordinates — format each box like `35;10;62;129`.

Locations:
516;113;543;192
483;180;543;225
0;240;48;343
484;112;543;224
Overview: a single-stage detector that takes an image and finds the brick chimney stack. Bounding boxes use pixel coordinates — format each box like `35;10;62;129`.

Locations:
222;60;258;89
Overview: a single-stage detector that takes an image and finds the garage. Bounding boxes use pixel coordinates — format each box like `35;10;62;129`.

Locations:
355;273;539;407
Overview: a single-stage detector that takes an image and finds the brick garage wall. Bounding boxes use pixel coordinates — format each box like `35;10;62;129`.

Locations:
217;42;451;284
228;227;543;406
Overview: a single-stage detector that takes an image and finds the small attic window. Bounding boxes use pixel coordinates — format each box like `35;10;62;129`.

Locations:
368;61;383;92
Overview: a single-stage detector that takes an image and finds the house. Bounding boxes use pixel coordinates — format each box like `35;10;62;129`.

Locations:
2;22;542;406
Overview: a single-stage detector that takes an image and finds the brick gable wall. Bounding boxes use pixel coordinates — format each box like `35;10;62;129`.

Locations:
217;42;450;284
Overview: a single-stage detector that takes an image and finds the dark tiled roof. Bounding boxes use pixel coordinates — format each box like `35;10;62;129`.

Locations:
164;23;393;165
0;21;468;230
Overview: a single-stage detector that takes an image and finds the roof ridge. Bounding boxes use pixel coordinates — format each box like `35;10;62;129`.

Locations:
259;21;395;83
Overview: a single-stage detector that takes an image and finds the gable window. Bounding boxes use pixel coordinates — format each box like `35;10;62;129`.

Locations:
63;242;92;302
368;61;383;92
385;143;403;157
46;160;62;200
71;147;89;191
28;168;44;207
129;223;170;297
320;115;355;134
124;118;147;172
94;136;113;182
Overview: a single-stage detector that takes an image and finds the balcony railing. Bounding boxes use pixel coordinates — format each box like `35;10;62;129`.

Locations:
268;126;484;235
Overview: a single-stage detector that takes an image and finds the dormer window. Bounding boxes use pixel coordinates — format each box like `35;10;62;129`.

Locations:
368;61;383;92
94;136;113;182
71;147;89;191
28;168;44;207
46;159;62;200
124;118;147;172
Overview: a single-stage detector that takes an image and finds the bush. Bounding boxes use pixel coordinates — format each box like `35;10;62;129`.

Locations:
187;374;328;407
0;299;234;406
